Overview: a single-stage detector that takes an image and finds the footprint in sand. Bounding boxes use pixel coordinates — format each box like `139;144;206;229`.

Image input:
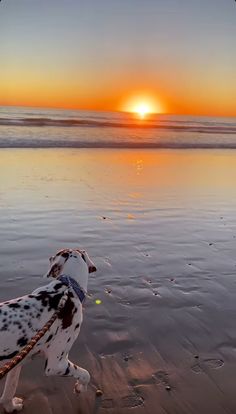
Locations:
191;358;224;374
100;398;115;409
191;364;204;374
204;358;224;369
120;394;144;408
152;370;170;386
123;353;132;362
129;370;171;391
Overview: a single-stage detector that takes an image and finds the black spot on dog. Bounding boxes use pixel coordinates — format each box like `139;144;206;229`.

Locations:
13;321;22;329
35;291;49;306
75;323;80;330
61;252;69;261
17;336;28;347
54;283;63;291
58;296;76;329
48;263;62;278
36;291;64;311
44;359;48;370
24;305;30;310
9;303;21;309
63;365;70;375
1;324;8;331
48;293;64;311
46;334;53;343
0;350;18;361
56;249;69;258
67;337;71;343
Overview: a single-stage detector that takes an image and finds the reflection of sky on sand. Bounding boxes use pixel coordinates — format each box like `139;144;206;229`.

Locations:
1;149;236;211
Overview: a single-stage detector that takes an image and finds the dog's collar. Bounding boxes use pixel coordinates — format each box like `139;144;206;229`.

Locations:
58;275;86;303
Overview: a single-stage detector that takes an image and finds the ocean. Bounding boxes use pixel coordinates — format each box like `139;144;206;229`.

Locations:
0;106;236;149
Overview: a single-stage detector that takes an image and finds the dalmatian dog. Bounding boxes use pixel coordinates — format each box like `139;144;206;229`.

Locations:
0;248;96;413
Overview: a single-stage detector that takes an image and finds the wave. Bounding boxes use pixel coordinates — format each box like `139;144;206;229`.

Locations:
1;116;236;134
1;140;236;149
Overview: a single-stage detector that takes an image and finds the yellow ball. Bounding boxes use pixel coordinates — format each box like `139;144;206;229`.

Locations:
95;299;102;305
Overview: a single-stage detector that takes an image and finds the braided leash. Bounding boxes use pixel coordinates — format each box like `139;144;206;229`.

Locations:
0;289;69;381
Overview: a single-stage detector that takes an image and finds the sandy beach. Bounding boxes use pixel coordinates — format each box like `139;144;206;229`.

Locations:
1;148;236;413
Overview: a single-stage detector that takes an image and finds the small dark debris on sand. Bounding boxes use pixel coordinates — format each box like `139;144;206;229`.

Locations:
96;389;103;397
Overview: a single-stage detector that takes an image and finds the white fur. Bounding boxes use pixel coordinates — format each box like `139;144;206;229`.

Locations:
0;248;96;413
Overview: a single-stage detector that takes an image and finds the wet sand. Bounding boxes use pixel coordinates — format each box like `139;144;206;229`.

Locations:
1;149;236;413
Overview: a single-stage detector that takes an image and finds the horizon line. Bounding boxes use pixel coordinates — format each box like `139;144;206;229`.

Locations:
0;103;236;119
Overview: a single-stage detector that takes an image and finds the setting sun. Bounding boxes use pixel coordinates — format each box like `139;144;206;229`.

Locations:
134;103;151;118
121;95;164;118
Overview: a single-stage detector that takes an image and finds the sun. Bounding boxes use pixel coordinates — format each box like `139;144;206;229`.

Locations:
121;95;163;118
134;103;151;119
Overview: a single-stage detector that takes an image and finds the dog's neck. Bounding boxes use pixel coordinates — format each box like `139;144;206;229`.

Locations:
58;275;86;303
59;261;88;293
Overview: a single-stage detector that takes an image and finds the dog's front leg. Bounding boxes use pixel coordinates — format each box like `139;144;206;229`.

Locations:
45;356;90;392
0;365;23;413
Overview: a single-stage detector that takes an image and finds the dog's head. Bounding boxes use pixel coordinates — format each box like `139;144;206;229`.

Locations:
45;248;97;281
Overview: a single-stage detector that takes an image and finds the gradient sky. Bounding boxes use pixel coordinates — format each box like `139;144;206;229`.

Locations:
1;0;236;116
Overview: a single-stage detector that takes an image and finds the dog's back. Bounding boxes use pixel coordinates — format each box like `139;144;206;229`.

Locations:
0;280;80;363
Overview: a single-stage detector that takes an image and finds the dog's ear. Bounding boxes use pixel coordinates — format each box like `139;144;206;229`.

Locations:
44;263;63;278
44;253;67;278
78;249;97;273
44;256;63;278
49;256;55;264
60;251;69;260
44;250;70;278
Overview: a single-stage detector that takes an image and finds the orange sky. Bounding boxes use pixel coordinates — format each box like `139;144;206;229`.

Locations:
1;1;236;117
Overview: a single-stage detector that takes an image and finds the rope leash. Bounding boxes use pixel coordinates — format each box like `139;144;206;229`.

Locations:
0;289;69;381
